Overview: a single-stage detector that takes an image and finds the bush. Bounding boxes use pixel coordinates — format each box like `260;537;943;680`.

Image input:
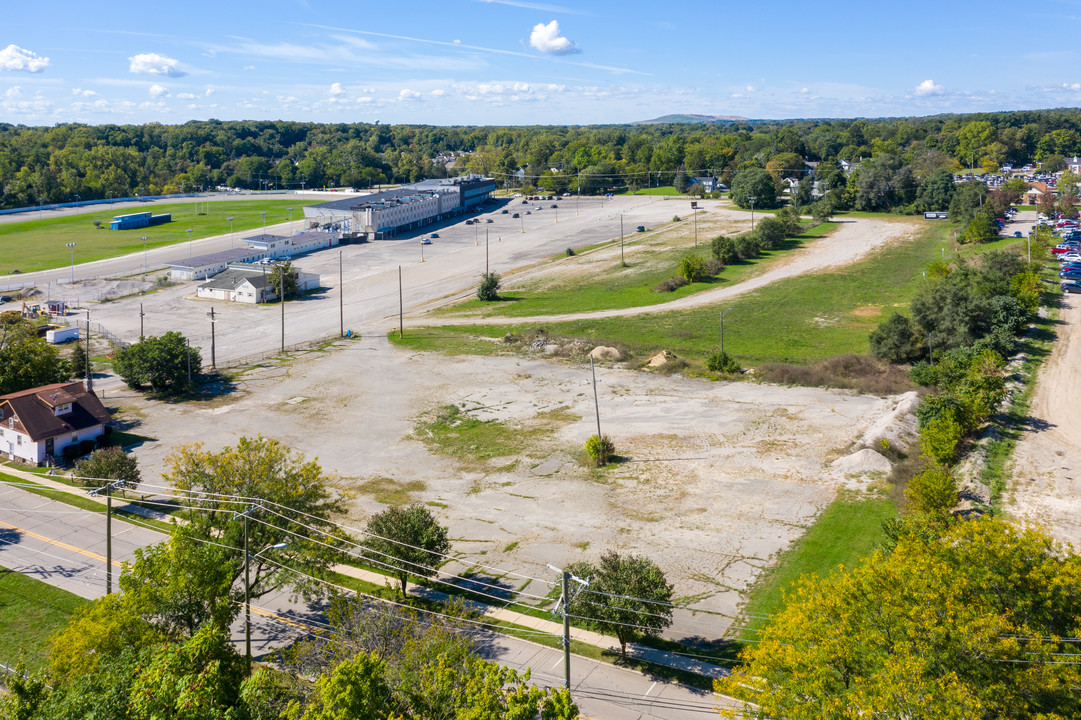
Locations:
705;348;741;373
672;215;681;222
904;462;958;520
653;276;688;293
920;414;964;465
678;254;709;283
565;247;575;257
704;258;724;276
75;446;141;490
585;434;615;466
114;331;200;396
909;361;937;387
477;271;501;301
710;235;737;264
733;234;761;260
916;393;963;430
869;313;922;364
754;216;787;250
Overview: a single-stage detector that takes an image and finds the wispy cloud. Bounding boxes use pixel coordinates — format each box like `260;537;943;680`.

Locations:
476;0;584;14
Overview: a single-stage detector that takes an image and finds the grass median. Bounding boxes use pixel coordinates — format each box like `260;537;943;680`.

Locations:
0;567;88;671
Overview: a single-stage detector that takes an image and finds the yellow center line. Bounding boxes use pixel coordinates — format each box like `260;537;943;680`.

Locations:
0;518;123;567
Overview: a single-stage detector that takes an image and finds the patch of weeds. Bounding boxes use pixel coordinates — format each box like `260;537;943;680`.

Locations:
356;476;427;506
503;541;520;552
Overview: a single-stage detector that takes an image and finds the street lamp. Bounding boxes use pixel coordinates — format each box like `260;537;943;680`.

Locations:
226;216;235;248
748;196;757;230
38;197;45;220
65;242;77;283
186;228;193;257
691;200;698;247
82;308;92;393
141;236;148;280
260;211;267;234
244;538;287;662
287;207;293;233
74;193;80;215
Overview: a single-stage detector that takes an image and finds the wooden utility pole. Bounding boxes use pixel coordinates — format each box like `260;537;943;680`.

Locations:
398;266;403;339
339;250;344;338
208;307;216;369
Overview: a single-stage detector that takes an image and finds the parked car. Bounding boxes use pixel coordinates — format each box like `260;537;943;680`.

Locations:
501;209;509;214
0;296;11;303
521;200;528;204
1014;231;1023;237
1061;253;1081;262
551;203;558;208
512;212;520;218
421;238;432;245
465;219;473;225
525;210;531;215
1063;281;1081;294
1059;268;1081;279
429;232;439;238
635;225;645;232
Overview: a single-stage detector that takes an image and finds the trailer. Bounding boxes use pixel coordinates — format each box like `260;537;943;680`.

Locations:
46;326;80;344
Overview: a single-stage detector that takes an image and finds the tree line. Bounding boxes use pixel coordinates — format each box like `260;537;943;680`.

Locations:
5;108;1081;209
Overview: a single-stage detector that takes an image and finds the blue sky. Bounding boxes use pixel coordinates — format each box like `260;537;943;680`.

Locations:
4;0;1081;126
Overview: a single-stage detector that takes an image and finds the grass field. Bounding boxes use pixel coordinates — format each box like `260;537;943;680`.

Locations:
734;492;896;638
0;198;320;276
0;567;87;670
393;220;958;367
440;222;839;318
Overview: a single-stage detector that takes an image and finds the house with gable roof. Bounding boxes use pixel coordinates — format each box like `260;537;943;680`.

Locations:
0;381;111;465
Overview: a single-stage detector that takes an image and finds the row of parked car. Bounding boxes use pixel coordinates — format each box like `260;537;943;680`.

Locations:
1051;213;1081;293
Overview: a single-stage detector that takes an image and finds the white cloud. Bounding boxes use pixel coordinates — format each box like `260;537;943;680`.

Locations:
243;65;256;71
1064;82;1081;91
430;89;446;96
914;79;944;96
529;20;578;55
0;45;50;73
399;88;421;100
148;84;169;99
72;88;98;97
177;92;196;99
204;86;214;97
129;52;186;77
746;85;757;93
5;86;21;98
329;82;345;96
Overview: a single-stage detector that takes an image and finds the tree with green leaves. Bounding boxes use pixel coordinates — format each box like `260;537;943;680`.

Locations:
69;341;88;379
114;331;200;396
74;447;141;490
710;235;737;264
162;436;350;604
0;318;71;395
477;270;501;301
730;167;776;209
359;504;451;595
565;551;673;657
716;518;1081;720
869;312;922;364
267;260;299;300
678;253;708;283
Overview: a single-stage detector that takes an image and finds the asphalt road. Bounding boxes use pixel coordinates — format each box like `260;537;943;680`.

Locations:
0;483;730;718
3;192;704;365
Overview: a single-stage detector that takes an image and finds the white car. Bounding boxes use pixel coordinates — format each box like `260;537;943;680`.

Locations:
1061;252;1081;263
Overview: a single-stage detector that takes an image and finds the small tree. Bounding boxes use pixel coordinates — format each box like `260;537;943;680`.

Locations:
754;216;787;250
678;254;708;283
584;434;615;466
360;504;451;595
70;342;89;379
75;447;141;490
114;331;201;396
565;551;674;658
706;348;741;374
711;236;737;264
904;462;958;521
267;261;299;300
477;271;501;301
869;313;921;364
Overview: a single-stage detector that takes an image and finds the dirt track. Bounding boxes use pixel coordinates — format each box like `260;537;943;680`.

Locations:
1007;295;1081;547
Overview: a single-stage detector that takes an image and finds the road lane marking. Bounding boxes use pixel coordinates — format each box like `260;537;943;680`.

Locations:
0;518;123;567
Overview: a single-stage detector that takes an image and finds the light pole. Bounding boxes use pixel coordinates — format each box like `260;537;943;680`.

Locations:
65;242;77;283
720;307;734;355
226;216;235;248
83;308;92;393
74;194;80;215
691;200;698;247
287;207;293;233
748;196;757;230
620;213;625;266
278;263;285;353
242;510;286;662
186;228;193;257
38;197;45;220
260;211;267;234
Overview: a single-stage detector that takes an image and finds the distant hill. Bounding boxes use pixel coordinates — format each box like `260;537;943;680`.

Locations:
633;113;750;125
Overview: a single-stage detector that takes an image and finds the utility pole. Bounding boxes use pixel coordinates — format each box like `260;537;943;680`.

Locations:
186;338;192;386
398;266;403;339
208;307;216;369
279;266;285;353
748;196;757;230
84;309;92;393
620;214;625;266
88;479;123;595
486;229;489;275
339;250;344;338
227;217;235;249
139;303;144;338
547;563;589;690
590;356;602;439
691;200;698;247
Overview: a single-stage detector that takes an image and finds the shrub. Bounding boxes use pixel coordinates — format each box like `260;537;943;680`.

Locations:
904;462;958;519
584;434;615;466
75;446;141;490
704;258;724;276
672;215;681;222
653;276;688;293
909;361;937;387
869;313;921;364
711;236;737;264
678;254;709;283
920;414;964;465
916;393;964;430
705;348;741;373
477;271;501;301
733;234;761;260
565;247;575;257
755;216;787;250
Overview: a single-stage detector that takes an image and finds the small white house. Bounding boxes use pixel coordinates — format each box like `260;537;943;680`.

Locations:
0;382;111;465
196;265;320;304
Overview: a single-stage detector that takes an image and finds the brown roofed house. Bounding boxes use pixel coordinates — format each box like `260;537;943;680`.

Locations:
0;381;111;465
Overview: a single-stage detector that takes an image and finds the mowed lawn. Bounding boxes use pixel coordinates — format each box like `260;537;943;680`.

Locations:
0;198;320;276
394;220;955;366
0;567;87;670
441;221;839;318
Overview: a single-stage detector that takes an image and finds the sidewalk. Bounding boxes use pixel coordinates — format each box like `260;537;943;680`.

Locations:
333;563;730;680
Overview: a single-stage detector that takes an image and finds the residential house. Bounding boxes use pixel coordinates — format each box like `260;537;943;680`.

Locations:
0;382;111;465
691;176;722;192
1023;182;1054;206
1067;157;1081;174
196;265;320;304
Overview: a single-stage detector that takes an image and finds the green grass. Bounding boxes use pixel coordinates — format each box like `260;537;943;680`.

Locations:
0;567;88;670
735;492;896;637
412;404;562;472
617;186;678;196
394;220;954;368
0;471;174;532
0;199;320;276
439;222;840;319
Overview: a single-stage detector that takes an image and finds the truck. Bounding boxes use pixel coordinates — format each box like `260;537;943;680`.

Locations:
46;326;80;344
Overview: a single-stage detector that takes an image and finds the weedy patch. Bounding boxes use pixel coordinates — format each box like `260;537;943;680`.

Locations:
355;476;428;506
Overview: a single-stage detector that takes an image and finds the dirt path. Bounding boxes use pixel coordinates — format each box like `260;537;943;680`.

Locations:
407;217;917;326
1007;295;1081;546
